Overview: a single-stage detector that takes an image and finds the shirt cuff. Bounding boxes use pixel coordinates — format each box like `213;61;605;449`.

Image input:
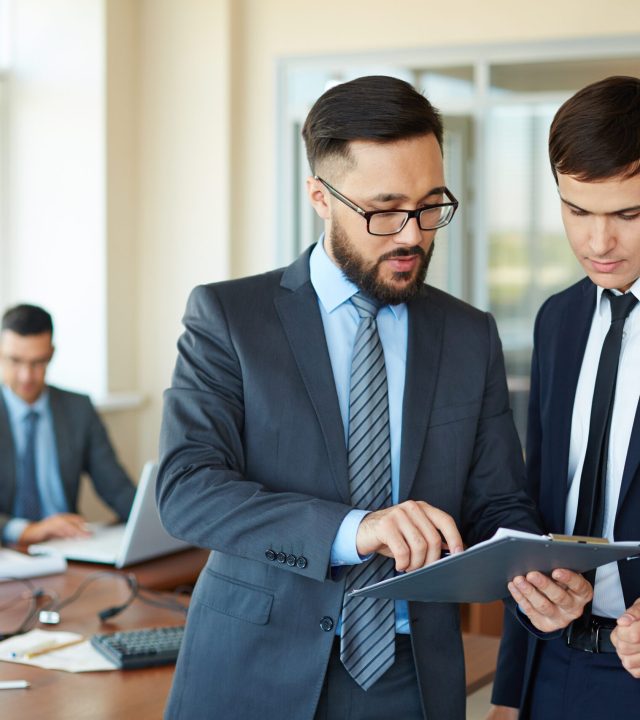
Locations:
3;518;30;544
331;509;371;566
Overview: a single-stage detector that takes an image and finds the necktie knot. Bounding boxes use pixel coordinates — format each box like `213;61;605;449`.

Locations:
605;290;638;323
26;410;40;426
351;292;383;320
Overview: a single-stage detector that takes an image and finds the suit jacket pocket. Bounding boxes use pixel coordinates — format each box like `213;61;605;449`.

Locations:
428;399;481;428
196;569;274;625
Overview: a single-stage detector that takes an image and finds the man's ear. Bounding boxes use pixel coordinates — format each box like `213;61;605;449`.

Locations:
306;176;331;221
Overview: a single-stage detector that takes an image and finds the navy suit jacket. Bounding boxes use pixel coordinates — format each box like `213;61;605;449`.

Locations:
492;277;640;712
157;247;540;720
0;385;136;535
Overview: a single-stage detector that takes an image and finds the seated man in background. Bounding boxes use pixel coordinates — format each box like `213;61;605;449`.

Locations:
0;304;136;545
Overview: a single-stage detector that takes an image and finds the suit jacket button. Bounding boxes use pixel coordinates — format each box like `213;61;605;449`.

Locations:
296;556;308;569
265;549;276;561
276;552;287;563
286;554;297;566
320;616;334;632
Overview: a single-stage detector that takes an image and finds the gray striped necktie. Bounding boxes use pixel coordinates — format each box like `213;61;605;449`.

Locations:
340;292;396;691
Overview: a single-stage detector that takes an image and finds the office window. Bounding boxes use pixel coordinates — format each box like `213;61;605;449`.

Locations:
277;39;640;440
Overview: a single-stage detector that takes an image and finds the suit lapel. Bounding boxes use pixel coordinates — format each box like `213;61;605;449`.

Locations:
617;397;640;512
0;392;17;509
546;280;595;531
276;251;350;504
399;288;443;501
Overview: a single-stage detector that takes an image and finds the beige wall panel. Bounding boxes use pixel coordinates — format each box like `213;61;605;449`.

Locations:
136;0;231;464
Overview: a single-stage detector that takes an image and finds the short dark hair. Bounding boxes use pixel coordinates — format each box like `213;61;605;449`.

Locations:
549;75;640;183
301;75;443;175
1;304;54;337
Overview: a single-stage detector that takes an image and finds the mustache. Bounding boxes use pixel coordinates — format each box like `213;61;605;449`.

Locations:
378;246;426;262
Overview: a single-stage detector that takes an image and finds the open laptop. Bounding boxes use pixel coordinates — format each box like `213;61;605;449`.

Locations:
28;461;190;568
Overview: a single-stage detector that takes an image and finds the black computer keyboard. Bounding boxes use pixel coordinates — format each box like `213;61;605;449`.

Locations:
91;625;185;669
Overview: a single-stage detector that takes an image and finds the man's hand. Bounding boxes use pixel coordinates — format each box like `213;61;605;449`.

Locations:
484;705;519;720
18;513;92;544
355;500;464;572
611;598;640;678
507;568;592;633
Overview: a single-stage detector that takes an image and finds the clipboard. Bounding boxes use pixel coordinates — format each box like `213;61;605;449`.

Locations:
349;528;640;604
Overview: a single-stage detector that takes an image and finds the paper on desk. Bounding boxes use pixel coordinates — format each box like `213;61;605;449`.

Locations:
0;629;117;672
0;548;66;581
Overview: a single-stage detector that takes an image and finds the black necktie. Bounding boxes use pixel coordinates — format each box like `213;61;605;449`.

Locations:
13;410;43;521
573;290;638;538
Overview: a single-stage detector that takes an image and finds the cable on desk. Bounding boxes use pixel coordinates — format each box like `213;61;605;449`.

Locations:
136;586;189;617
2;572;191;638
39;570;139;624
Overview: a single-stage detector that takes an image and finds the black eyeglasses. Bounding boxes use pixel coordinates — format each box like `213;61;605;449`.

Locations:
315;176;458;236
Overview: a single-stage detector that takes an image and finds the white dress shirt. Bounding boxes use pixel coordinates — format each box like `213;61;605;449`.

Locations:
565;277;640;617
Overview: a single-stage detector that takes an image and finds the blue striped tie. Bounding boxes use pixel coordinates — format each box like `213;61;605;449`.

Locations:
340;292;396;691
13;410;43;521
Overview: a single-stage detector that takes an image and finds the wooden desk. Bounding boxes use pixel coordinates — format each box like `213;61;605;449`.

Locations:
0;554;499;717
0;549;208;719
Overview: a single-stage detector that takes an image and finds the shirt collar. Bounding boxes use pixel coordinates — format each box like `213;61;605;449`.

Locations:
309;235;405;320
596;276;640;318
1;385;49;420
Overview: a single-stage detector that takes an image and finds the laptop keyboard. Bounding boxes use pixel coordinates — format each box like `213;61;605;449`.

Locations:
91;626;184;669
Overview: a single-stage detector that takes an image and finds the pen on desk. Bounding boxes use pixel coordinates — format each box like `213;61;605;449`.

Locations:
23;637;85;659
0;680;30;690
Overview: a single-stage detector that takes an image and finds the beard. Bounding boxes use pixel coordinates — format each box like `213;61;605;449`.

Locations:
329;219;434;305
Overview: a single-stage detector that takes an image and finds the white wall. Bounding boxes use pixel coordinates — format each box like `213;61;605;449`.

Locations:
5;0;107;396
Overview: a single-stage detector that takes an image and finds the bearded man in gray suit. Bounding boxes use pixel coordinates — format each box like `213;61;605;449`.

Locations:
158;75;591;720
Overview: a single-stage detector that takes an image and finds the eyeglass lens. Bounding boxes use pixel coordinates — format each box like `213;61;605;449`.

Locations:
369;205;455;235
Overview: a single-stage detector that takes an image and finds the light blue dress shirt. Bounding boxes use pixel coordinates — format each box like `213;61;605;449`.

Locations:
309;238;410;634
2;385;68;543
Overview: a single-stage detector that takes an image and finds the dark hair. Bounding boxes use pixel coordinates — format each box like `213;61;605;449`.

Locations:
1;304;54;337
301;75;443;175
549;75;640;182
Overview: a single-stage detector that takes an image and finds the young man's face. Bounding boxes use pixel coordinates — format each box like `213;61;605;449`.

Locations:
0;330;54;404
558;171;640;292
308;133;446;304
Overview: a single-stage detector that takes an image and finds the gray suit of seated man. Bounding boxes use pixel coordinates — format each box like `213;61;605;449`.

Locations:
0;303;136;545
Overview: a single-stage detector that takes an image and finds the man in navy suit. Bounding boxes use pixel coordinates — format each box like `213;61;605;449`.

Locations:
488;76;640;719
158;76;591;720
0;304;135;545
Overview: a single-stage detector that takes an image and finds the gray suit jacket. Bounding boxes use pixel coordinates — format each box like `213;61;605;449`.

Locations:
0;385;136;535
157;247;540;720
